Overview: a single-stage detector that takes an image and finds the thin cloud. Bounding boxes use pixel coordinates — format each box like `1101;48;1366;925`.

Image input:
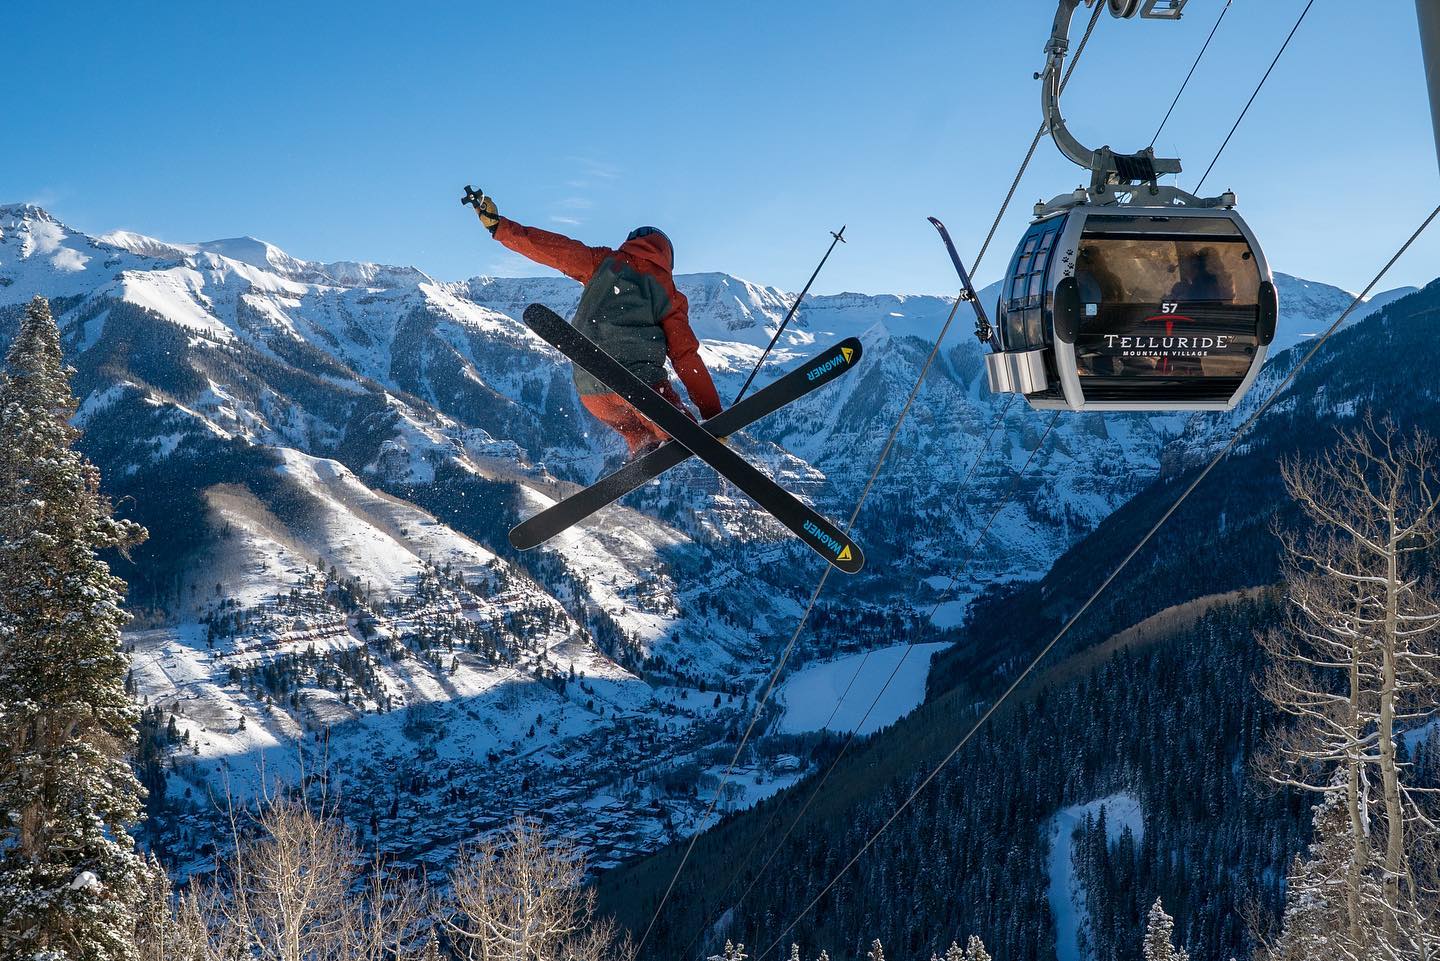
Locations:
548;159;619;228
571;157;621;181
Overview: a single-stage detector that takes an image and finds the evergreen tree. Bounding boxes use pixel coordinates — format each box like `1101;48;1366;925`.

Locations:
611;598;1301;961
710;941;748;961
0;296;152;959
961;937;991;961
1266;791;1361;961
1142;899;1189;961
933;938;993;961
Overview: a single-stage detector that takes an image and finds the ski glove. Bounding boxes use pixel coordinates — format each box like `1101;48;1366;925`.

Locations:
476;196;501;234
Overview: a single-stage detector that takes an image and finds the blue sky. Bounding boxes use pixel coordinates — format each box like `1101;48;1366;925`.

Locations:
6;1;1437;296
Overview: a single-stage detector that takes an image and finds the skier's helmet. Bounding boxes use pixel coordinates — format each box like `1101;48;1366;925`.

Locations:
626;226;673;269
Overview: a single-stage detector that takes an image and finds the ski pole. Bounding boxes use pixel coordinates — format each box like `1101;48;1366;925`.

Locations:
733;225;846;404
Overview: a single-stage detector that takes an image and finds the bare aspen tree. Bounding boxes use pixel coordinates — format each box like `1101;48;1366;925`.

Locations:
132;852;207;961
143;796;639;961
187;792;430;961
1260;532;1380;950
1264;418;1440;958
445;819;633;961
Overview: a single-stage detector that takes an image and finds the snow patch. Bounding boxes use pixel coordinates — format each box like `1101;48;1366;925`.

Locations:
777;642;950;735
1046;793;1145;961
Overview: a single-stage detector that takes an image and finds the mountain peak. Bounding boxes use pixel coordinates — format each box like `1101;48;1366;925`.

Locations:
196;236;301;273
0;203;61;226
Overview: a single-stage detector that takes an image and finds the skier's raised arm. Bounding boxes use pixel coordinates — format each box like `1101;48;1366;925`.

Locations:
466;191;722;454
474;197;608;284
657;287;722;419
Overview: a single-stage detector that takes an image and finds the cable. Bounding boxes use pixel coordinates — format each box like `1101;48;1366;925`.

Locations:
672;7;1107;945
717;4;1350;952
1149;0;1233;148
634;293;969;952
1196;0;1315;194
975;1;1104;272
687;408;1059;959
756;203;1440;961
679;396;1022;957
639;5;1107;952
806;396;1022;742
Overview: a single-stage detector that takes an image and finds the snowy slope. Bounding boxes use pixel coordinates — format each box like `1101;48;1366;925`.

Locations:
777;642;952;736
1046;794;1146;961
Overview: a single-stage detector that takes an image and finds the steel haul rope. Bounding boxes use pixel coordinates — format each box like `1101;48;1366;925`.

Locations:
1150;0;1233;149
751;7;1423;953
679;396;1021;957
1196;0;1315;193
686;407;1060;960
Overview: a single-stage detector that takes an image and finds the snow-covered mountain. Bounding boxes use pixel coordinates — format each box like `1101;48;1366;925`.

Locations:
0;202;1402;875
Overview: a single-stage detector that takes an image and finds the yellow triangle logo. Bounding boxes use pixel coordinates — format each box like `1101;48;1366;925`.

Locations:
837;545;852;562
841;346;854;364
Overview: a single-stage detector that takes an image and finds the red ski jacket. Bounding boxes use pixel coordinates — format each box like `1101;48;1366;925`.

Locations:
493;218;723;419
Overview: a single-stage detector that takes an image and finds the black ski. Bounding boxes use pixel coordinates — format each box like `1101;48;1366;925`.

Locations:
510;337;863;551
522;304;864;574
928;216;997;347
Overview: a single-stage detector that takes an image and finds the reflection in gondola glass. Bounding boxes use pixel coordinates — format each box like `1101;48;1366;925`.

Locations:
1074;233;1261;382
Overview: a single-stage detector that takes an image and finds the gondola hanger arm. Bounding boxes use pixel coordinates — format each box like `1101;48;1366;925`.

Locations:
1042;0;1188;193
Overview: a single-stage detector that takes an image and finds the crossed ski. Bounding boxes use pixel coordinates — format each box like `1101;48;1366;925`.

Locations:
510;331;863;551
518;304;865;574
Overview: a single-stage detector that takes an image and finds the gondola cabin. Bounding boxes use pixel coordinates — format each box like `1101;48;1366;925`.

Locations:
985;203;1278;412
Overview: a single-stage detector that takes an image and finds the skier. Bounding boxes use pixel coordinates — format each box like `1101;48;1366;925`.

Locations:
471;194;723;455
